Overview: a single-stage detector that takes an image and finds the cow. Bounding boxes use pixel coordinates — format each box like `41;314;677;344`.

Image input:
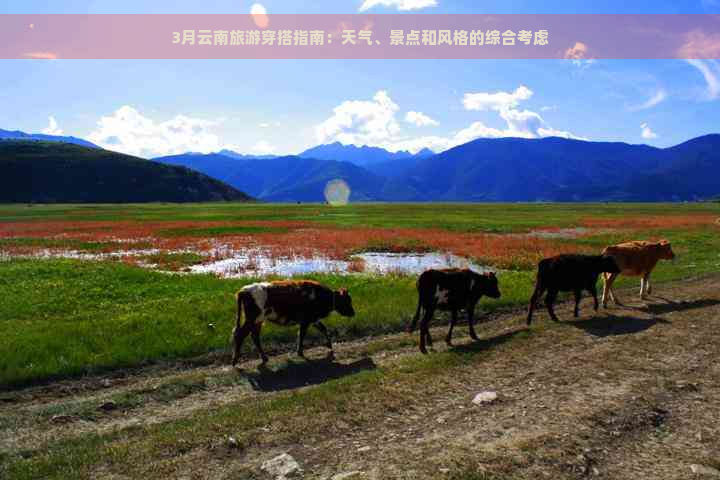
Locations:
231;280;355;366
407;268;501;354
527;254;620;325
601;240;675;306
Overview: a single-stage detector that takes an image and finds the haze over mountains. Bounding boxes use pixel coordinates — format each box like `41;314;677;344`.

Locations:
2;126;719;203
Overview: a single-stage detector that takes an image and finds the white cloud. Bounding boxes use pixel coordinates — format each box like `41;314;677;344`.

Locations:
87;105;223;157
251;140;276;155
404;111;439;127
259;122;271;128
628;88;668;111
463;85;533;111
686;59;720;100
540;105;558;112
640;123;658;139
315;87;582;154
42;116;63;136
462;86;581;141
315;90;401;146
359;0;437;11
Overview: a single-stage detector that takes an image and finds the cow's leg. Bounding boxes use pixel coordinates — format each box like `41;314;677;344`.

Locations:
603;273;620;306
313;321;333;351
527;283;545;325
589;283;599;312
445;309;458;346
639;277;646;300
467;301;479;341
250;323;269;364
232;319;254;366
573;289;582;318
545;289;559;322
645;274;652;295
297;320;310;358
601;273;610;308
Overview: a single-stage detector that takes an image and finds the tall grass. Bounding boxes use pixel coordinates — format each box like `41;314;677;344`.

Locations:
0;259;535;388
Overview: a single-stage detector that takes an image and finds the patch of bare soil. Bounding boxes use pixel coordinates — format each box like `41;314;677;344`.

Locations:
2;277;719;479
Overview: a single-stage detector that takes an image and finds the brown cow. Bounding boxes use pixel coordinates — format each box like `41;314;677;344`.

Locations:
408;268;501;354
232;280;355;365
601;240;675;307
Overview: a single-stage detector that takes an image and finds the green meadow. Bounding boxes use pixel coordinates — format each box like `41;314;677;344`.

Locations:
1;202;718;387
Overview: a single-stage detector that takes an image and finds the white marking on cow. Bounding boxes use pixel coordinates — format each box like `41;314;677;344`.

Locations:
469;279;475;291
435;286;449;304
241;282;272;323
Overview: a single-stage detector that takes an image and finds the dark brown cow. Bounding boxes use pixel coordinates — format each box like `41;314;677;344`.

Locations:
527;254;620;325
232;280;355;365
408;268;501;354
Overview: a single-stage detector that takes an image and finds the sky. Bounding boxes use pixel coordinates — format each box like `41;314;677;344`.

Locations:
1;0;720;158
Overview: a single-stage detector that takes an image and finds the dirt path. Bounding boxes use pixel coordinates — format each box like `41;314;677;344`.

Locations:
2;276;719;479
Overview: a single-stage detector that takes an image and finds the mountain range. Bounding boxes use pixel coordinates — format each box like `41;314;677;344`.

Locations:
0;128;99;149
0;141;250;203
154;153;386;202
298;142;434;178
154;135;720;202
2;125;719;203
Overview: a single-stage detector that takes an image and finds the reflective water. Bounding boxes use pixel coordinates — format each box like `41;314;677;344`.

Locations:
2;245;491;278
189;250;490;278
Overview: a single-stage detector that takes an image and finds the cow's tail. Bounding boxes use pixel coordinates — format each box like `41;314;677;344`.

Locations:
407;278;423;333
230;290;249;359
231;291;247;343
407;299;422;333
235;290;247;331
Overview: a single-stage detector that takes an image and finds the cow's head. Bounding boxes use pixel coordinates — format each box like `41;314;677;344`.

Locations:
599;255;621;274
333;288;355;317
657;240;675;260
477;271;501;299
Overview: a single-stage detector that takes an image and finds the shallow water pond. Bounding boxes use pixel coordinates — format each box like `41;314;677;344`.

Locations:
189;250;490;277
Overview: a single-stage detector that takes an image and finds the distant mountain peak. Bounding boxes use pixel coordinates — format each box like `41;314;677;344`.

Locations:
0;128;99;149
298;142;426;168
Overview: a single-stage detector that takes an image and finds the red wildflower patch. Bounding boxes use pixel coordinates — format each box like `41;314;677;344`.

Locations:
0;219;592;270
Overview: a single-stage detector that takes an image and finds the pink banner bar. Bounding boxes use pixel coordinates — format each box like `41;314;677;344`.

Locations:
1;14;719;60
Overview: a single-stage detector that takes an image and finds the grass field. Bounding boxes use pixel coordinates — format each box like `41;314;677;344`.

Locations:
1;202;719;388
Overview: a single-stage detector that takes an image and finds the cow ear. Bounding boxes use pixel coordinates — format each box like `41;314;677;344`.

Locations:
338;288;348;296
659;239;670;245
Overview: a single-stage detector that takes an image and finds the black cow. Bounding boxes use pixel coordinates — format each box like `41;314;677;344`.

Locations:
232;280;355;365
408;268;501;354
526;254;620;325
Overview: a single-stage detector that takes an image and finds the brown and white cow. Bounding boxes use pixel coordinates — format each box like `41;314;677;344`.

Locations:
601;240;675;307
232;280;355;365
407;268;501;354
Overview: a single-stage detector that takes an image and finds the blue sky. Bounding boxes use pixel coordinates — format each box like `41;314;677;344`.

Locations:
1;0;719;158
